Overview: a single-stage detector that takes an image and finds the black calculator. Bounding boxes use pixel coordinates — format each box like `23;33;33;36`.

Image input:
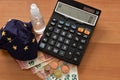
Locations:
38;0;101;65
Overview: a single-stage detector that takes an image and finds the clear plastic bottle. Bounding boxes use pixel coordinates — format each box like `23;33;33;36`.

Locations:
30;3;45;34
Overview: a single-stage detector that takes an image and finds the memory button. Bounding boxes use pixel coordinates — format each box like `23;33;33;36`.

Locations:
39;42;46;49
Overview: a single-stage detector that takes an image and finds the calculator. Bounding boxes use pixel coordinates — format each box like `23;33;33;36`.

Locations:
38;0;101;65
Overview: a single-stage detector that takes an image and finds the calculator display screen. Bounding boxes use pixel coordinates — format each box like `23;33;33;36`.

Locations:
55;2;98;26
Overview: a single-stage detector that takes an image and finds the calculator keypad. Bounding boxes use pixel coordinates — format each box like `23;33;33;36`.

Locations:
39;15;92;65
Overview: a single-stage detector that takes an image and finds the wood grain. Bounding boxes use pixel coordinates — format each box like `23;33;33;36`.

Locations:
0;0;120;80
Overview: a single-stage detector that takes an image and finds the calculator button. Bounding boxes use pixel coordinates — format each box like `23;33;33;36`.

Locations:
69;29;75;33
63;27;69;31
60;30;66;36
59;50;65;56
48;26;54;31
51;22;56;26
65;47;74;59
74;36;79;41
80;39;86;44
78;45;84;50
59;20;64;25
78;27;84;33
73;57;79;62
54;28;60;34
46;45;52;51
65;22;70;27
51;33;58;40
45;32;51;37
72;42;77;47
64;39;70;44
53;48;59;54
71;24;77;29
67;33;73;39
42;37;48;42
39;42;46;49
65;51;73;59
58;36;64;42
57;24;62;28
55;42;62;48
52;18;57;22
77;32;82;36
75;51;81;56
49;39;55;45
84;29;90;35
83;34;88;39
61;45;68;51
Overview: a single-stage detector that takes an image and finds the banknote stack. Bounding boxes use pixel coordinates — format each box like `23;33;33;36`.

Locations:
16;35;79;80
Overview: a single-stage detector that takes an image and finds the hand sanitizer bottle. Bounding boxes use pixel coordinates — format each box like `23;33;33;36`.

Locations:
30;3;45;34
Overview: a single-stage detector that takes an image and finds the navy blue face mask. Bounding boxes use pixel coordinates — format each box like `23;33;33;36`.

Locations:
0;19;38;61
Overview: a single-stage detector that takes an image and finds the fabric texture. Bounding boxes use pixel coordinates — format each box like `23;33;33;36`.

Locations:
0;19;38;61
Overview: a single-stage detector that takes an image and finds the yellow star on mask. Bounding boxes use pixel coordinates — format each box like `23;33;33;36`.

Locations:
24;46;28;51
7;37;12;42
32;38;35;43
13;45;17;50
8;19;12;21
24;24;27;27
2;31;6;36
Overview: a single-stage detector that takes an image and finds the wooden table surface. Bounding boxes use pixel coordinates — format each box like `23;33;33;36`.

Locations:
0;0;120;80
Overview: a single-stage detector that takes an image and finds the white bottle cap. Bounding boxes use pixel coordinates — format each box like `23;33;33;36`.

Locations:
30;3;41;17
